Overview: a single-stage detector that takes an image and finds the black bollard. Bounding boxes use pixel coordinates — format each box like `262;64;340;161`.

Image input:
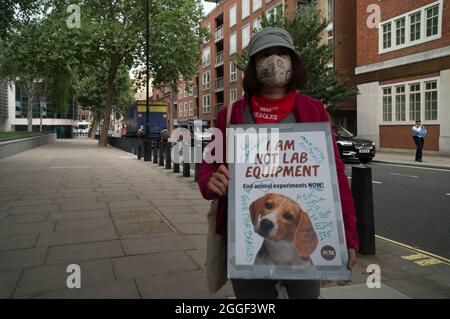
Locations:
144;139;152;162
159;140;165;167
137;138;142;160
173;142;180;173
152;141;158;164
194;163;200;182
130;137;135;154
165;143;172;169
183;162;190;177
351;165;376;255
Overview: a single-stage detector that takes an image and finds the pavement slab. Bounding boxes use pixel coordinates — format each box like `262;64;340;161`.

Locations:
0;270;22;298
13;259;116;297
0;247;47;272
32;280;141;299
36;225;118;247
121;234;194;255
112;251;199;281
45;240;125;265
0;233;38;252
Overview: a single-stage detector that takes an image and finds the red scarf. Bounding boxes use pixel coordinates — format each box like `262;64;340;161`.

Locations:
250;90;297;124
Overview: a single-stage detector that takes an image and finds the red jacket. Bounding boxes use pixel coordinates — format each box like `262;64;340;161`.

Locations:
197;93;359;250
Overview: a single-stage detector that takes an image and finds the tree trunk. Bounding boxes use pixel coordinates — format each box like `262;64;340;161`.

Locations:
39;102;43;132
27;97;33;133
98;55;120;147
89;116;97;139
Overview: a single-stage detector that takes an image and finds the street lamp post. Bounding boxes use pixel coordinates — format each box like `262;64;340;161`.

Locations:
144;0;151;161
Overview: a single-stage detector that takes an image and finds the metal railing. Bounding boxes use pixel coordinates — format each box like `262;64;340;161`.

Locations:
215;51;224;67
215;77;224;92
215;25;224;42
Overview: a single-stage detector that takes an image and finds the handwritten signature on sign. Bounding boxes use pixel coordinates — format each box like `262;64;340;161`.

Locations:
297;187;334;242
297;136;325;165
241;194;256;262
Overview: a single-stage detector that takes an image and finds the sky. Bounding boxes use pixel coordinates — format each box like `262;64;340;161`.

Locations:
201;0;217;16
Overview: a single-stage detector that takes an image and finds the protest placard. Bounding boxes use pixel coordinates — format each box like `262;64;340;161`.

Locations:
227;122;351;281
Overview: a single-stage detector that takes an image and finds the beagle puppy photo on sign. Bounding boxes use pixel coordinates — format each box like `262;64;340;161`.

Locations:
249;193;319;266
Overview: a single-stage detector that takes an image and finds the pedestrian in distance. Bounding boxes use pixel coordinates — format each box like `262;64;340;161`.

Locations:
412;120;427;162
197;27;359;299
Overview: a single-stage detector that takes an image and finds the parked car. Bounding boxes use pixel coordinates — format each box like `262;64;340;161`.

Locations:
332;125;376;163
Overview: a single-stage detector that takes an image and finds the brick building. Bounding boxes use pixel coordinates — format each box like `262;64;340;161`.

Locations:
356;0;450;154
161;0;358;134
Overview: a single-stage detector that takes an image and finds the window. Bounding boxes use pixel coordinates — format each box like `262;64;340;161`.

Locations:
178;86;183;99
410;12;421;41
179;104;183;117
202;71;210;91
425;81;438;120
184;102;188;117
184;83;189;98
253;0;262;12
378;1;442;53
327;0;334;23
383;78;439;124
382;23;392;49
395;18;406;45
230;32;237;54
409;83;421;121
242;24;251;48
230;61;237;83
229;4;237;27
426;5;439;37
382;87;392;122
242;0;250;19
189;101;193;116
395;86;406;121
266;2;283;21
203;95;211;113
230;89;238;103
253;16;262;32
202;47;210;67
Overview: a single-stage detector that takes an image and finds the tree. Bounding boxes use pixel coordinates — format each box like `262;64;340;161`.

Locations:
48;0;207;147
0;19;71;132
0;1;75;132
74;64;135;138
235;3;358;107
0;0;37;41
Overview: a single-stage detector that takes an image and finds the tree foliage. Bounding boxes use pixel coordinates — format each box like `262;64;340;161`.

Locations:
1;0;207;141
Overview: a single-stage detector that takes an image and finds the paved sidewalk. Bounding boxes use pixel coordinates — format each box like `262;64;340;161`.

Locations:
372;151;450;170
0;138;448;299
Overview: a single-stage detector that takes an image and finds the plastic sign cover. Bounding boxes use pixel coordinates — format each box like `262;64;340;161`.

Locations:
227;123;350;281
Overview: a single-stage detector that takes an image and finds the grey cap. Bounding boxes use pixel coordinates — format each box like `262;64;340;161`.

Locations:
247;27;295;59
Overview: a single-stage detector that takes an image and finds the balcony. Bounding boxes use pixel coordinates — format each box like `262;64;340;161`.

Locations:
215;103;224;113
215;25;224;42
215;51;224;67
215;77;224;92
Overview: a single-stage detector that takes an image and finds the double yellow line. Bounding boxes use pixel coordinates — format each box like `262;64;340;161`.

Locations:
375;235;450;266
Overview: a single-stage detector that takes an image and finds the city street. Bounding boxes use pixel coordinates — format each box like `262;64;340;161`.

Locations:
345;162;450;259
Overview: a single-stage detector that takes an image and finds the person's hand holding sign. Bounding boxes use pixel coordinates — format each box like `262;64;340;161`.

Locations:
321;248;357;287
207;165;231;197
